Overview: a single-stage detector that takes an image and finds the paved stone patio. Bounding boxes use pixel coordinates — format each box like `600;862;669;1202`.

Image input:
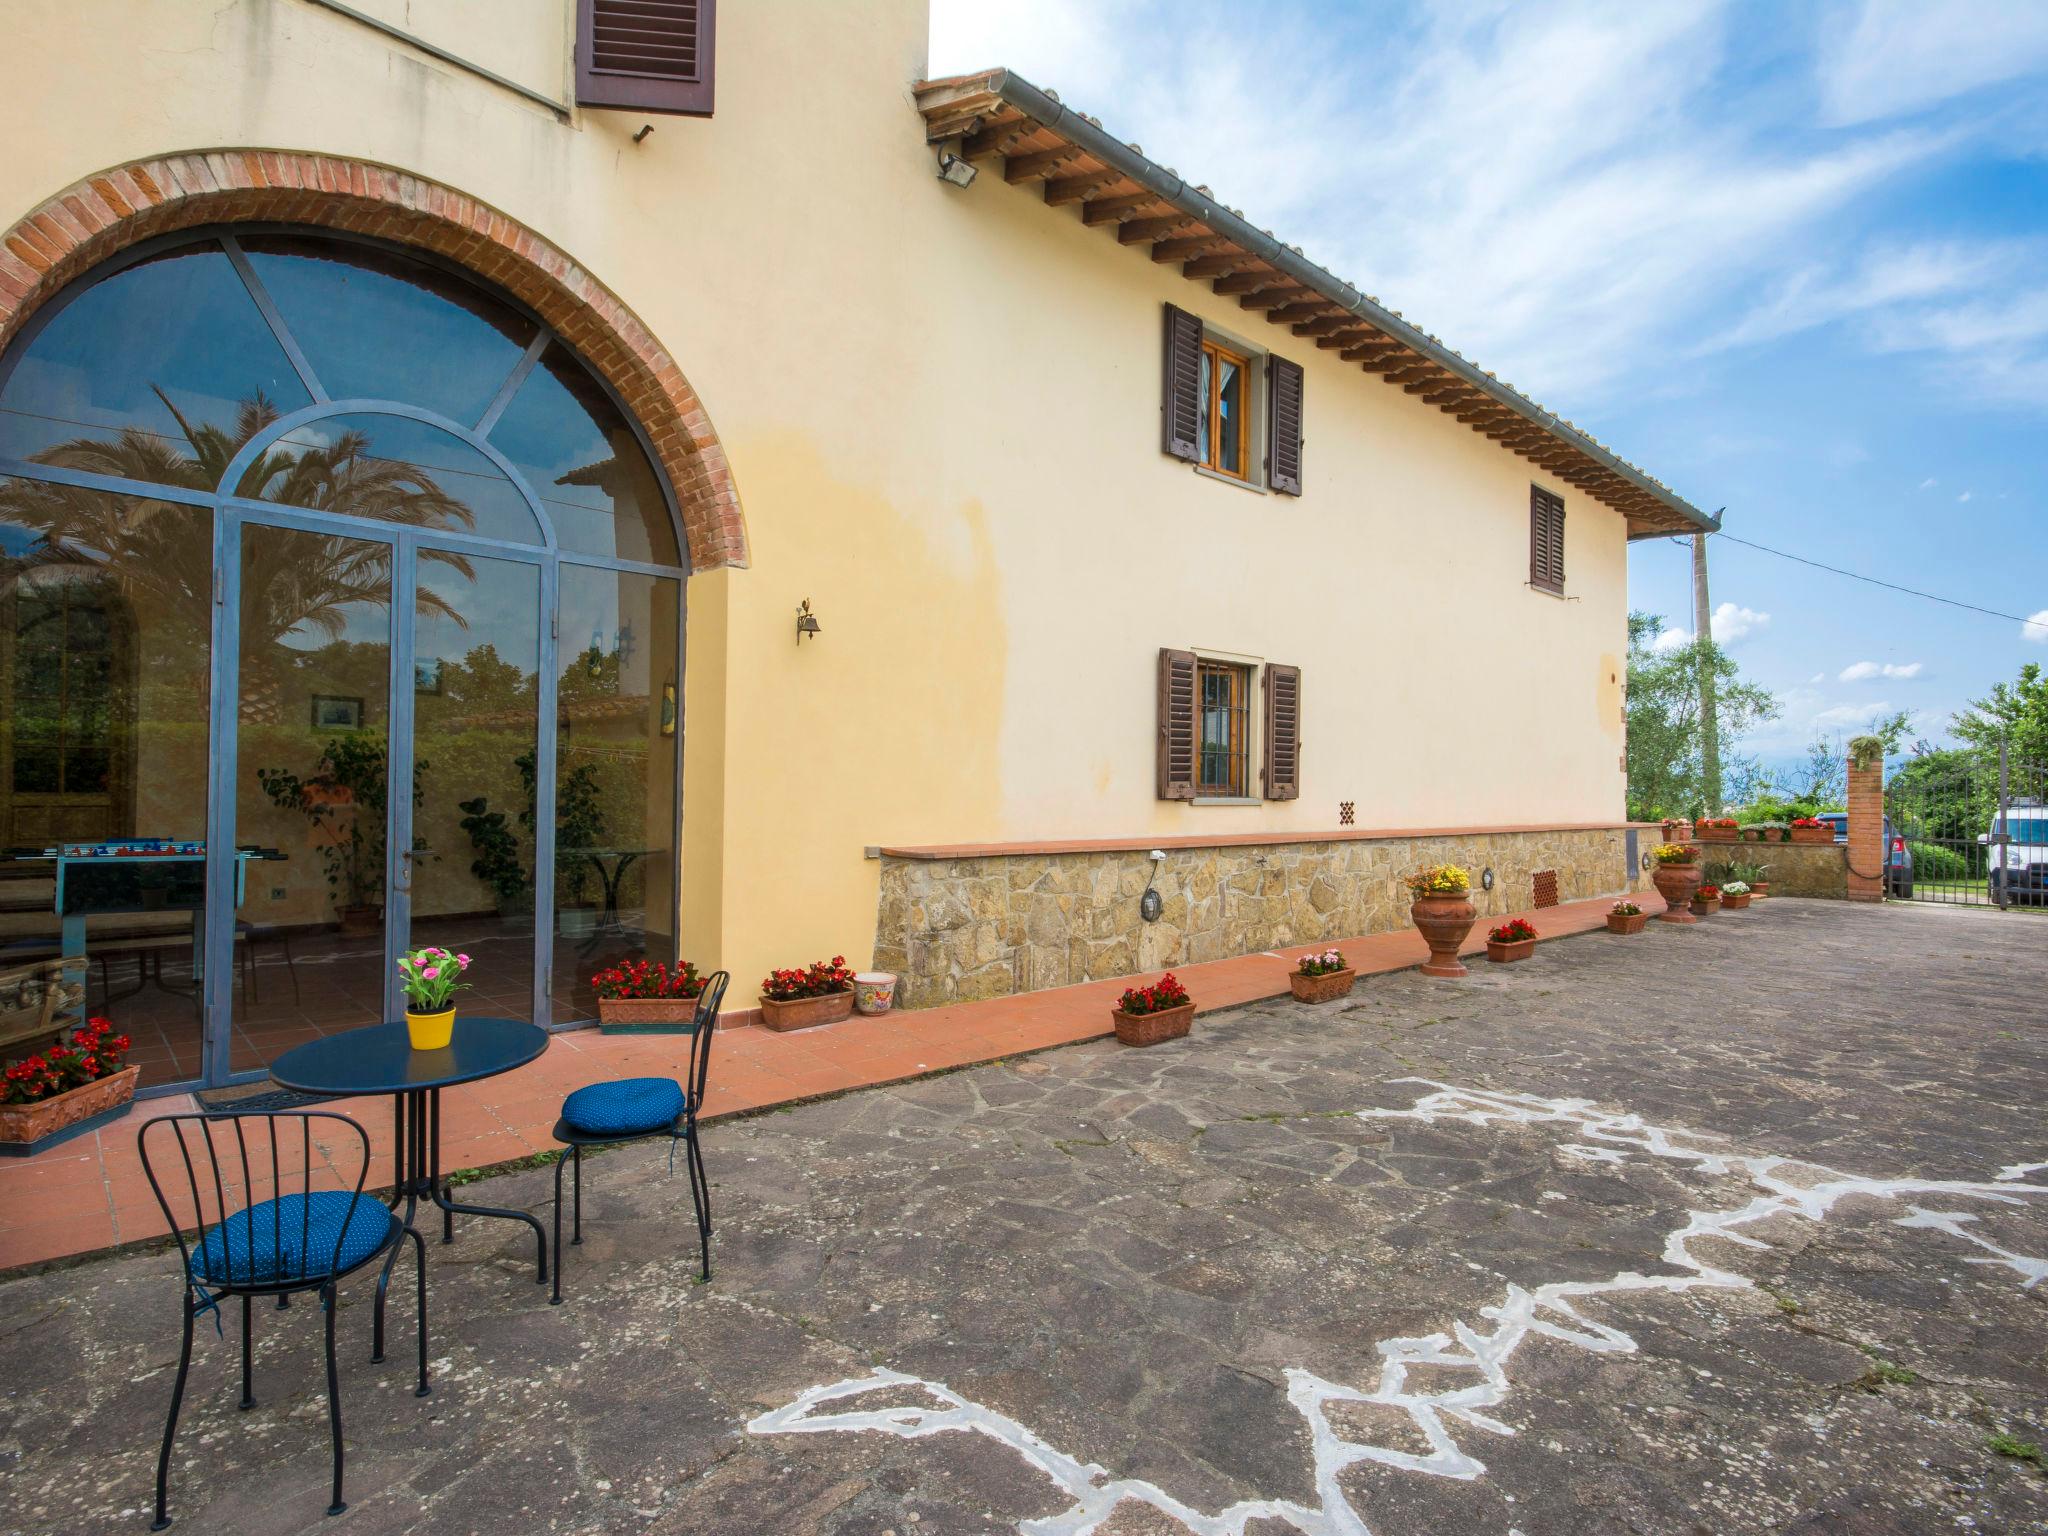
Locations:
2;899;2044;1535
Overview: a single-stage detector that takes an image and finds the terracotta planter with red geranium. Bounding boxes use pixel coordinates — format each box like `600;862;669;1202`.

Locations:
1790;818;1834;844
1112;973;1194;1046
1695;818;1741;843
1690;883;1722;915
1;1017;138;1157
1485;918;1538;963
594;959;706;1034
759;957;856;1032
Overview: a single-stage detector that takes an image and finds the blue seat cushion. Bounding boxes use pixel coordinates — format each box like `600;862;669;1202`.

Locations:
193;1192;395;1287
562;1076;685;1137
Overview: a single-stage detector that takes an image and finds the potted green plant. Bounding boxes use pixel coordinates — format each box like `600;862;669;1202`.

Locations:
1486;917;1538;963
0;1016;138;1156
1288;948;1355;1003
1606;900;1648;935
593;959;704;1033
457;795;532;916
760;956;855;1032
1650;843;1703;924
396;945;470;1050
258;736;427;937
1112;972;1193;1046
1719;880;1752;910
1406;865;1476;978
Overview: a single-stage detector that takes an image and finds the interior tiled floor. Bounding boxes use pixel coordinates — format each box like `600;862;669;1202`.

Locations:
0;892;1652;1271
69;914;654;1083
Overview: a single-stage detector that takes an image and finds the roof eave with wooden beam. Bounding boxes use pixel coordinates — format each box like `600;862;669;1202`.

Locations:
912;69;1716;541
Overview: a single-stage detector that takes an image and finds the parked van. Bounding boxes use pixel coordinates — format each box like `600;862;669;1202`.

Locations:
1982;801;2048;905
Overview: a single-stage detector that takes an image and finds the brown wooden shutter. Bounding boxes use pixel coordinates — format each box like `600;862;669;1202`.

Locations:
1266;354;1304;495
576;0;716;117
1529;486;1565;592
1157;648;1197;800
1263;663;1301;801
1161;305;1203;462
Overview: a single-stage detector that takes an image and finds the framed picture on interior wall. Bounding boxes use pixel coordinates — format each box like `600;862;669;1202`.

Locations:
414;658;443;695
310;694;365;731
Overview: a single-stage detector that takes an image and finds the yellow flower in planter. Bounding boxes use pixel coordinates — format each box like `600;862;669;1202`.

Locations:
1404;864;1472;896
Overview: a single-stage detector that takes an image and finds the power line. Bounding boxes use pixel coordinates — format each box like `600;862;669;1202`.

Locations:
1680;530;2048;634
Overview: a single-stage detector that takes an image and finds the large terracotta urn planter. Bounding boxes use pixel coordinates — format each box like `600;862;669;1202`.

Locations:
759;990;855;1032
1486;937;1536;964
598;997;699;1034
0;1065;141;1157
1606;910;1649;935
1288;968;1356;1004
1411;893;1477;978
1650;863;1702;924
1112;1000;1194;1047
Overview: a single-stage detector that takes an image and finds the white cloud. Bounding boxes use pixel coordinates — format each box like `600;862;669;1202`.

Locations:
1651;626;1693;653
2025;610;2048;645
1812;701;1894;731
1817;0;2048;126
1957;490;1974;503
1710;602;1769;644
1810;672;1827;684
1917;476;1937;489
1839;661;1923;681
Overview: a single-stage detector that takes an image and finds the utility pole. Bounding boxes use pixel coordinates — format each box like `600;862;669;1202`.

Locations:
1693;532;1722;814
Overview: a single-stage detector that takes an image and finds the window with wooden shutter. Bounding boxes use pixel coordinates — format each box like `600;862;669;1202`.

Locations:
1156;648;1198;801
576;0;716;117
1529;485;1565;593
1162;305;1203;462
1263;663;1301;801
1267;355;1304;496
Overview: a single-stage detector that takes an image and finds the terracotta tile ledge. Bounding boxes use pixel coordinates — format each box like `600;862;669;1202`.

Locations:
876;822;1665;860
0;891;1664;1275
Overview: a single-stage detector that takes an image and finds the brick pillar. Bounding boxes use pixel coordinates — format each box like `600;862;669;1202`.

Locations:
1846;736;1885;903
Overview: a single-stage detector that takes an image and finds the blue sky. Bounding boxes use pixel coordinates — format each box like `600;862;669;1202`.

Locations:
929;0;2048;768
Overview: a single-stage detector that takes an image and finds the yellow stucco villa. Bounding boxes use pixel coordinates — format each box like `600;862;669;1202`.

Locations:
0;0;1713;1089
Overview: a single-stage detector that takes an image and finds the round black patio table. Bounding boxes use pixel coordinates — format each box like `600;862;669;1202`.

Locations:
270;1017;550;1359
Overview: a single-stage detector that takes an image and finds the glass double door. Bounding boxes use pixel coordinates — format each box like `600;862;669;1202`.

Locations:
218;515;549;1078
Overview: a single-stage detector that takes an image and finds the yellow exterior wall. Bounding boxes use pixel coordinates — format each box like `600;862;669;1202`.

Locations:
5;0;1637;995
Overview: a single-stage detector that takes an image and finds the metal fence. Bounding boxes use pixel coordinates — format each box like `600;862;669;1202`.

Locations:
1883;741;2048;909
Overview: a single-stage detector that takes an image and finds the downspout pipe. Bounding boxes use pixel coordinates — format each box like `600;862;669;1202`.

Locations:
984;71;1719;538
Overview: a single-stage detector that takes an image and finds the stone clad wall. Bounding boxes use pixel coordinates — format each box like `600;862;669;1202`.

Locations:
874;829;1644;1009
1699;842;1847;899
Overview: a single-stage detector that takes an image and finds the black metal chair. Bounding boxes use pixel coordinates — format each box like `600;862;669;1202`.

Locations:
550;970;728;1303
138;1111;427;1529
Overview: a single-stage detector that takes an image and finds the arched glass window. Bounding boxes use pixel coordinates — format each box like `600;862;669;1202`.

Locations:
0;228;684;565
0;228;686;1087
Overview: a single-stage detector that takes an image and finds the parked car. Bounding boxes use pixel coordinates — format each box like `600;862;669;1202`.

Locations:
1981;801;2048;905
1814;812;1914;897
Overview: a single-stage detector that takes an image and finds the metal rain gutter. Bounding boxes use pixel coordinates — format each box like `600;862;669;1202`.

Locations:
983;71;1718;537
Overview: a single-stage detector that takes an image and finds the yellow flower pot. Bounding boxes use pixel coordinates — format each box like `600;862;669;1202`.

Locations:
405;1008;455;1051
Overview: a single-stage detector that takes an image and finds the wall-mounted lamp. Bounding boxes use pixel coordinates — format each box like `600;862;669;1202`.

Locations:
1480;867;1496;891
1140;849;1165;922
795;598;821;644
934;139;978;187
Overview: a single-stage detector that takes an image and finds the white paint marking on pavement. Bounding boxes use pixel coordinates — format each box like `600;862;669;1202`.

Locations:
749;1079;2046;1536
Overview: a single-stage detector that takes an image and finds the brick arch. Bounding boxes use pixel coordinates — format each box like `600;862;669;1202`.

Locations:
0;150;747;570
